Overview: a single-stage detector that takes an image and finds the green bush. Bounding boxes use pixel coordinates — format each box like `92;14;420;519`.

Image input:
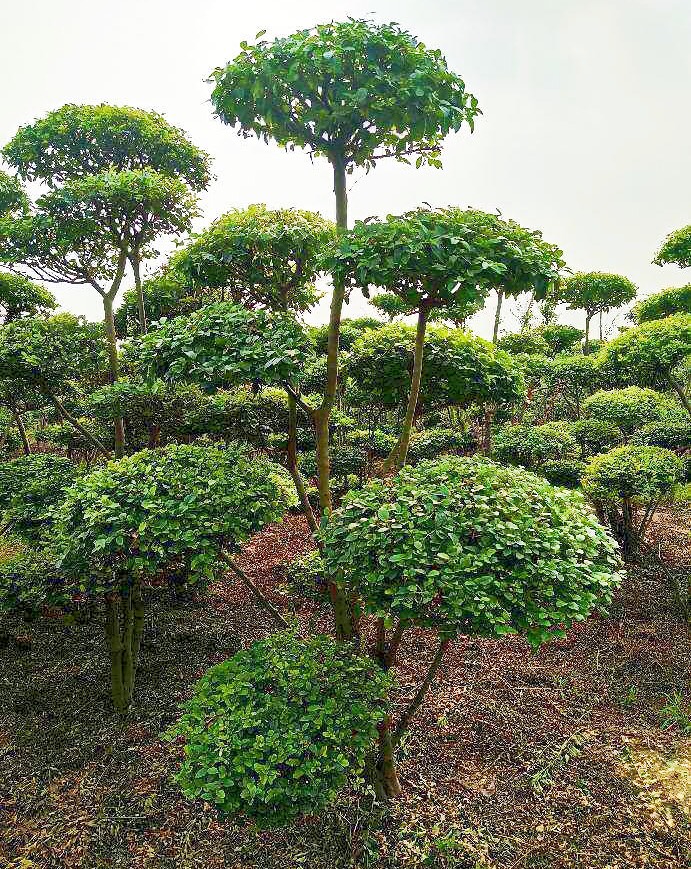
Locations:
568;418;623;458
631;285;691;324
492;423;579;470
582;445;683;559
345;428;399;458
582;387;681;438
323;456;622;647
0;538;66;615
54;443;296;590
407;427;475;462
280;550;327;601
497;331;550;357
540;459;587;489
167;632;390;826
0;453;81;539
537;323;584;355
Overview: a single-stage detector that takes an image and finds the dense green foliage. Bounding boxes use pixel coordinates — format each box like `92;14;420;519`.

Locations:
0;272;56;323
210;19;479;170
3;103;212;189
54;443;296;591
131;302;311;390
654;225;691;269
582;387;682;437
0;454;81;539
170;205;333;313
323;457;621;647
168;632;390;825
492;423;579;469
631;285;691;323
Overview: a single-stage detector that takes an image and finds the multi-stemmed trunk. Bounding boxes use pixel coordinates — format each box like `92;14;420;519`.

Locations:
105;580;145;714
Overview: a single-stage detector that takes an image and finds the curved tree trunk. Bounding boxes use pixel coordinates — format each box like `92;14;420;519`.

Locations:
492;288;504;343
9;402;30;454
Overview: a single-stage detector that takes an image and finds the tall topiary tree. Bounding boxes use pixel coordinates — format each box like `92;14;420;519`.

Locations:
559;272;637;353
331;207;561;467
210;23;479;637
630;285;691;324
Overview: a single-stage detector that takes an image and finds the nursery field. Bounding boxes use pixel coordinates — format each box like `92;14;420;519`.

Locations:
1;510;689;869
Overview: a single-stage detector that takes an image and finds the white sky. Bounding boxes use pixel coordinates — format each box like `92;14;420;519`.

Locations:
1;0;690;339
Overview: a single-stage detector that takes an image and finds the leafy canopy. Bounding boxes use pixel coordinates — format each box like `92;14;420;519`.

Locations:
209;19;479;169
0;272;56;323
330;207;564;312
582;387;682;437
492;423;579;470
170;204;334;312
654;225;691;269
322;456;621;647
167;632;390;826
631;285;691;324
54;443;296;592
130;302;311;389
346;323;524;411
583;445;682;504
560;272;637;316
0;170;29;217
3;103;212;190
599;314;691;388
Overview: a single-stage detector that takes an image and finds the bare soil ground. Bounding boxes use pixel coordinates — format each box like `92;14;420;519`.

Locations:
1;509;690;869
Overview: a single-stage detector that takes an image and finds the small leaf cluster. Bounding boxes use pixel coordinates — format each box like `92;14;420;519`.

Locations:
167;632;390;825
281;550;328;601
53;443;296;592
632;418;691;451
497;331;551;357
654;225;691;269
322;456;622;647
407;427;475;462
0;272;56;323
540;459;587;489
0;537;67;614
567;418;622;458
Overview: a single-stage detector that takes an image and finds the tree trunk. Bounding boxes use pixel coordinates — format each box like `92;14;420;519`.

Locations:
583;313;592;355
599;310;603;341
9;402;30;454
392;638;450;747
383;303;430;472
669;375;691;417
131;249;147;335
102;293;126;457
374;716;402;800
318;152;354;641
286;392;318;533
221;552;289;628
492;288;504;343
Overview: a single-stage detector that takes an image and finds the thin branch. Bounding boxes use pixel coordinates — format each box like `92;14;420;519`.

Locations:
219;550;288;629
392;637;450;746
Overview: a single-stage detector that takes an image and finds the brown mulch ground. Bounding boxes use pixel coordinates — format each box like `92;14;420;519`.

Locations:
1;510;690;869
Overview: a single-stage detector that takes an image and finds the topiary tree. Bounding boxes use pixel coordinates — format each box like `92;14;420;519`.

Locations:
497;331;551;357
52;443;296;711
0;453;81;540
0;314;109;455
568;418;623;458
559;272;637;353
632;418;691;451
583;386;684;439
322;456;621;797
544;353;601;419
654;225;691;269
0;272;55;323
630;285;691;324
582;445;683;559
167;631;390;825
210;20;480;639
331;207;558;467
598;314;691;416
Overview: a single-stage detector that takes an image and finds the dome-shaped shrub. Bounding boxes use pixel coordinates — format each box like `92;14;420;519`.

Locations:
582;445;683;559
582;387;681;438
324;456;621;647
492;423;579;470
167;632;390;826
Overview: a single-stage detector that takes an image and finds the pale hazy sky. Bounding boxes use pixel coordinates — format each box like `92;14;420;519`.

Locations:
2;0;690;338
